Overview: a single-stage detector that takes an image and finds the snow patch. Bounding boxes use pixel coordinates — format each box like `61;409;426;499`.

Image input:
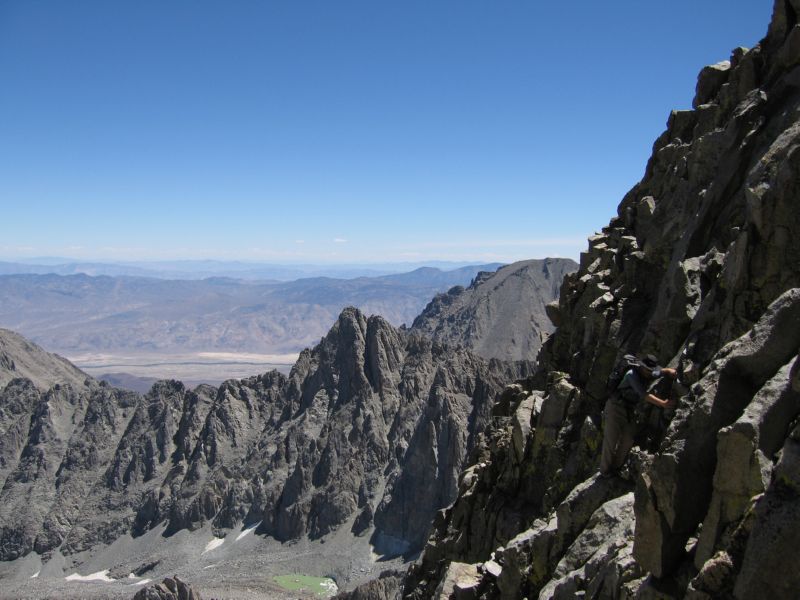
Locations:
203;563;219;569
202;537;225;554
30;570;40;579
65;569;115;582
235;522;261;542
130;578;151;586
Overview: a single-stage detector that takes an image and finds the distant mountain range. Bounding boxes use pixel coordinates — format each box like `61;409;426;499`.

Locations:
0;259;510;281
0;264;505;357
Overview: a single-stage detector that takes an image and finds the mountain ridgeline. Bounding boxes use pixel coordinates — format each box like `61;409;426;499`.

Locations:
412;259;576;362
379;3;800;599
0;311;513;563
0;258;570;597
0;264;504;356
0;329;88;391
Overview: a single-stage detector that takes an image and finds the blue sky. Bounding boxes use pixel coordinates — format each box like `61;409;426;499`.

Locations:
0;1;774;264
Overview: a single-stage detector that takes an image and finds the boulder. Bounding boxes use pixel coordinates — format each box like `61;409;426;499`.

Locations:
693;61;731;108
432;562;482;600
132;576;201;600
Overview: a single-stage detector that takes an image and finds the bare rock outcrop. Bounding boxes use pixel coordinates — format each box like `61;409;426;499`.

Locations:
401;2;800;599
0;379;139;559
333;570;404;600
0;328;88;390
132;576;201;600
411;259;576;362
0;307;522;563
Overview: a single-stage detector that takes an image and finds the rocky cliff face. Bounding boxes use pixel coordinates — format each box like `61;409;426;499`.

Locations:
411;259;577;363
0;307;525;565
0;328;88;390
399;2;800;599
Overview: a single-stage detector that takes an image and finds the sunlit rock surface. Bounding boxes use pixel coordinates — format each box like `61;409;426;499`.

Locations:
397;2;800;598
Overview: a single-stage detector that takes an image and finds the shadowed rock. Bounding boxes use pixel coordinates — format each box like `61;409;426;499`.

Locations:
132;576;201;600
0;307;523;562
401;2;800;599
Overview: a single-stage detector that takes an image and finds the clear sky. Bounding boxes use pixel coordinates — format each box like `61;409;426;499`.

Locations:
0;1;774;264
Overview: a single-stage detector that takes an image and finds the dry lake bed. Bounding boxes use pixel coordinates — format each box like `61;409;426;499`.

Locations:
69;351;299;389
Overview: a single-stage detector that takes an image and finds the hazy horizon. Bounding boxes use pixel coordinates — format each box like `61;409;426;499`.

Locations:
0;255;509;268
0;256;517;283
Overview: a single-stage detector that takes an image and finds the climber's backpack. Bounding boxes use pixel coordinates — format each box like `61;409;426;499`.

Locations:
607;354;641;396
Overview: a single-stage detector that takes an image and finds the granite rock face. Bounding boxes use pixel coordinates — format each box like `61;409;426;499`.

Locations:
333;570;404;600
0;328;88;390
411;259;576;362
401;2;800;599
0;308;522;563
0;379;140;559
132;576;202;600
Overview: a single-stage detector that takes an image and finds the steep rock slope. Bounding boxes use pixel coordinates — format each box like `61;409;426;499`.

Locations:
0;308;522;566
0;328;88;390
411;259;577;362
0;378;139;560
400;3;800;599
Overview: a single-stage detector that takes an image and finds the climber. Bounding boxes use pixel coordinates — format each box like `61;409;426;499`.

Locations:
599;354;677;478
